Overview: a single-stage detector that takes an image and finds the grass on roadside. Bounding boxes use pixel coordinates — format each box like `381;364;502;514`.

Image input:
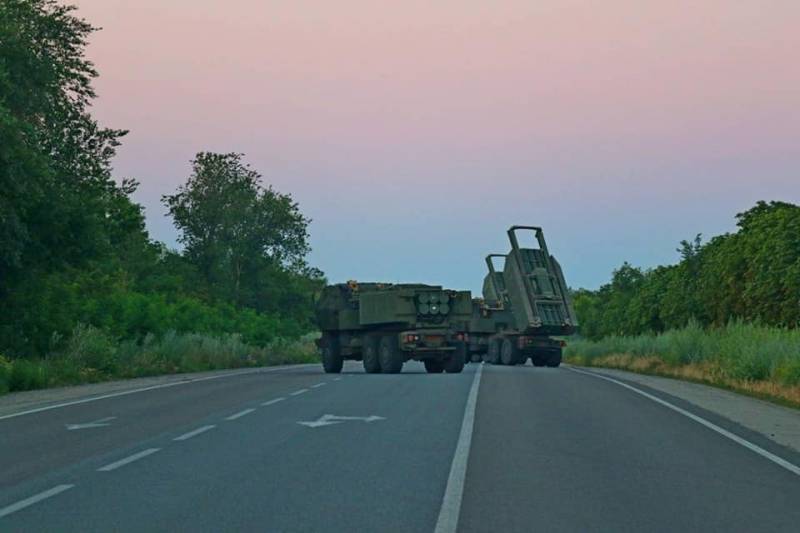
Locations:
564;321;800;408
0;325;319;396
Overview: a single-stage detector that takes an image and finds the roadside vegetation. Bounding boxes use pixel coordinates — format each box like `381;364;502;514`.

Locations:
0;1;323;394
566;202;800;407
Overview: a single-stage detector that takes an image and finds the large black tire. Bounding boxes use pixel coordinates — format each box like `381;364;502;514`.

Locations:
362;336;381;374
486;338;502;365
321;335;343;374
545;347;563;368
500;337;519;366
424;360;444;373
379;335;403;374
531;353;547;367
444;343;466;373
444;350;464;374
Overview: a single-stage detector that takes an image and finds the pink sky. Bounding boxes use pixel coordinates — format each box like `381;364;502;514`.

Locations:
73;0;800;290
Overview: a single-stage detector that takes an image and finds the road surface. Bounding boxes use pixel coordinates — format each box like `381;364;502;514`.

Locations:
1;362;799;532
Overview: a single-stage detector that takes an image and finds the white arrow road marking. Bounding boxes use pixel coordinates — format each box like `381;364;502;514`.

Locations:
65;416;116;430
297;414;385;428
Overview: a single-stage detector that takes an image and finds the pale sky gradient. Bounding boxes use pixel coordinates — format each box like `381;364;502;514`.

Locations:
72;0;800;291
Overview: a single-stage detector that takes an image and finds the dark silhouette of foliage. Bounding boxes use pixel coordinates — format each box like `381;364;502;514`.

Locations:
0;1;324;359
574;201;800;340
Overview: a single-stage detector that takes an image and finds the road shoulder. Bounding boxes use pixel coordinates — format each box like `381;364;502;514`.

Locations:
569;365;800;453
0;364;314;419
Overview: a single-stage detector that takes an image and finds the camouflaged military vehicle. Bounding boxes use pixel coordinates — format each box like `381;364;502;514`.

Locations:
315;282;472;374
467;226;577;367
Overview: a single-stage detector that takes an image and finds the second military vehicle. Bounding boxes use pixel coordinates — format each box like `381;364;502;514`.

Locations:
467;226;577;367
315;282;472;374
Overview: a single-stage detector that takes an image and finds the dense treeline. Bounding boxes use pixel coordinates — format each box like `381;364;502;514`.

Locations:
573;201;800;340
0;1;324;363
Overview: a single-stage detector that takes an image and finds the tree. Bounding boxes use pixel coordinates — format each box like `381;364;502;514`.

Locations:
573;201;800;340
0;1;130;281
163;152;318;306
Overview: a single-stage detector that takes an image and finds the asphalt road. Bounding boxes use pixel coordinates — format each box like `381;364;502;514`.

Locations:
1;362;799;532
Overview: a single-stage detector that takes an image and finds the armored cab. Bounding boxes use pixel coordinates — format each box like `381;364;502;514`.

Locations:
316;281;472;374
467;226;577;367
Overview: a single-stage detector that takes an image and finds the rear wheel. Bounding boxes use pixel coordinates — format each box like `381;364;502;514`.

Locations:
531;353;547;367
545;347;563;368
500;337;519;366
321;335;343;374
486;338;502;365
379;335;403;374
424;360;444;373
444;344;466;373
362;336;381;373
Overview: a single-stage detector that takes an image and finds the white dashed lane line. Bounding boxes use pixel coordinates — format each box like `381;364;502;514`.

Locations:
261;397;285;406
225;408;256;421
2;374;341;519
0;485;75;519
173;425;216;441
97;448;161;472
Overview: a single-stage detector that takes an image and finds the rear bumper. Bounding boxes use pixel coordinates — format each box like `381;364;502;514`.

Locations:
397;329;463;353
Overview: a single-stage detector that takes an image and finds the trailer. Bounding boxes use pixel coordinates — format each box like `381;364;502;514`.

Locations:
467;226;577;367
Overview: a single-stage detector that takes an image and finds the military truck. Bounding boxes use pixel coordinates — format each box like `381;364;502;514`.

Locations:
315;282;472;374
467;226;577;367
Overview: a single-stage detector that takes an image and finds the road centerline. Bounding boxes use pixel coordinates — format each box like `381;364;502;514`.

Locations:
225;408;256;421
0;484;75;519
97;448;160;472
290;389;309;396
174;425;216;441
568;367;800;477
434;364;484;533
311;383;326;388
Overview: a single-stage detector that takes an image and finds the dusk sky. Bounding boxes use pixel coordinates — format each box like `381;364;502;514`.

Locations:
72;0;799;292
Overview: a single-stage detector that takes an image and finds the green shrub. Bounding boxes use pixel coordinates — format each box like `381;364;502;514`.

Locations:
565;322;800;385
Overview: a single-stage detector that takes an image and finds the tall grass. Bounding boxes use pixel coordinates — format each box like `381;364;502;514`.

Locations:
565;321;800;405
0;325;319;395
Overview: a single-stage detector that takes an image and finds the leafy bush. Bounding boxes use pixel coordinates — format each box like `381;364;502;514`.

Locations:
0;331;319;395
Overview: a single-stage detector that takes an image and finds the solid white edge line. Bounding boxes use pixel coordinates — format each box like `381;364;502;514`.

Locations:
434;363;483;533
0;364;316;421
97;448;161;472
173;424;216;441
225;408;256;421
568;367;800;477
0;484;75;519
261;397;286;406
290;389;309;396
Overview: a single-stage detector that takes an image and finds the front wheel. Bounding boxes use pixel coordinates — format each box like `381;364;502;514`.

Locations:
321;335;343;374
500;337;520;366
